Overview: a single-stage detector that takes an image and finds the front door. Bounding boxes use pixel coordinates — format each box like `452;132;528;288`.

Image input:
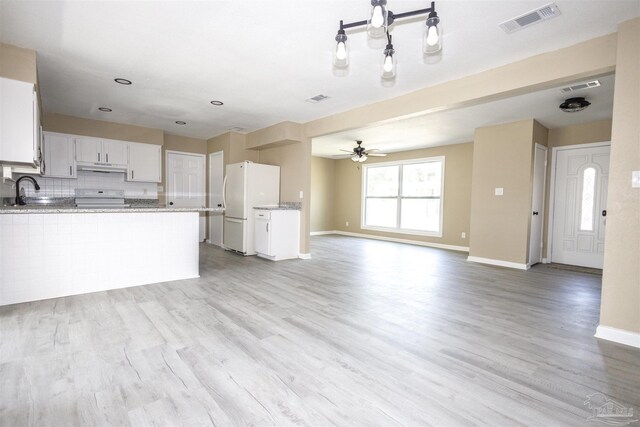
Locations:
551;144;610;268
166;151;206;241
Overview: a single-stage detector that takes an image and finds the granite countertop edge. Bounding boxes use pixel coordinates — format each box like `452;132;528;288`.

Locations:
0;207;225;214
253;204;301;211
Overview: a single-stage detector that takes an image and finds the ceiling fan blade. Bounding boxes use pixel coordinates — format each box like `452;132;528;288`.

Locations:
367;153;387;157
339;149;355;153
366;148;382;152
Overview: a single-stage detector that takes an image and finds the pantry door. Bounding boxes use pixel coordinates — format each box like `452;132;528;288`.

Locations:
551;144;610;268
166;151;206;241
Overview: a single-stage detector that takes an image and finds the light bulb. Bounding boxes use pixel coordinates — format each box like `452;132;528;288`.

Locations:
426;25;439;46
359;155;367;163
383;55;394;72
351;155;359;162
371;5;384;28
336;42;347;60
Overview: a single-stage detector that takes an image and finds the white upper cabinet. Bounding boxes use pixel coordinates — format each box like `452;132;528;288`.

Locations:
75;137;127;166
127;142;161;182
102;139;127;165
42;132;76;178
0;77;41;166
75;137;101;163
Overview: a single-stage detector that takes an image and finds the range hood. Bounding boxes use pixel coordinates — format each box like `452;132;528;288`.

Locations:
76;164;127;173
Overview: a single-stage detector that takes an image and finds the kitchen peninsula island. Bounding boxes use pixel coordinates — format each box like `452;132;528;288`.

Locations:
0;206;223;306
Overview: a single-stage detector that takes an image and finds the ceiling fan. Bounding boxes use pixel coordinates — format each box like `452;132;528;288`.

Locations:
340;140;387;163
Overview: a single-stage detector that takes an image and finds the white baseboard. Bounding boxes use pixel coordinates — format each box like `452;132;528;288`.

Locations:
310;231;337;236
467;256;530;270
318;230;469;252
298;253;312;259
595;325;640;349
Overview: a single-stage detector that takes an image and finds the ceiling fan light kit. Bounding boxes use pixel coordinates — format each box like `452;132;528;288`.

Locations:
342;140;388;163
334;1;442;83
559;97;591;112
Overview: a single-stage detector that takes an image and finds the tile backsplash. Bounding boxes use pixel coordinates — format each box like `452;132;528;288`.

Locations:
13;171;157;199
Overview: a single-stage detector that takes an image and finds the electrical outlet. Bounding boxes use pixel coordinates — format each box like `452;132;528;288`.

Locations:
346;221;349;227
495;187;504;196
299;190;304;199
461;232;466;238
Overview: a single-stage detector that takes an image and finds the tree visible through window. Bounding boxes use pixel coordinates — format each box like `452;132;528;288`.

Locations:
363;157;444;235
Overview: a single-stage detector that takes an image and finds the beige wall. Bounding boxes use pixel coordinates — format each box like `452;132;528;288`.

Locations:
542;119;613;258
0;42;37;84
258;140;312;253
600;18;640;334
43;113;164;145
332;142;473;248
469;120;541;264
311;157;336;232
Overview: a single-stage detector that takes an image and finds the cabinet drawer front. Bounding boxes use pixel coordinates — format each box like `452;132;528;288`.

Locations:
254;210;271;220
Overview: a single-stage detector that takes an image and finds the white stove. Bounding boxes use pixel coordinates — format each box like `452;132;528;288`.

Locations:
75;189;130;208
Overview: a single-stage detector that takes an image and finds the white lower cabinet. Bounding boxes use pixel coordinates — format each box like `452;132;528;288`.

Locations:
253;209;300;261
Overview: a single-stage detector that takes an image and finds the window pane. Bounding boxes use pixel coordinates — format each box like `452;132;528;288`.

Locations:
580;167;596;231
402;161;442;197
366;166;399;197
400;199;441;232
365;198;398;228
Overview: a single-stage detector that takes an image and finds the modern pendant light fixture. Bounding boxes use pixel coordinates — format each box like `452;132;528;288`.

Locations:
333;1;442;82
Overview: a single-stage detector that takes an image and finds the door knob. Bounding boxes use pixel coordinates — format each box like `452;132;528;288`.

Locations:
602;210;607;217
532;211;539;215
217;203;222;207
169;202;174;206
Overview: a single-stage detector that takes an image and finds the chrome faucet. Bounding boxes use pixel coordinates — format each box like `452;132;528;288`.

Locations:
15;176;41;206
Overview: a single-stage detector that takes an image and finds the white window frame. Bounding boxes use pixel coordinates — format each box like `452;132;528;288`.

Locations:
361;156;445;237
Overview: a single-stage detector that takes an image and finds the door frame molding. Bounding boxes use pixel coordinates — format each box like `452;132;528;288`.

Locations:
528;143;548;267
208;150;224;246
547;141;611;264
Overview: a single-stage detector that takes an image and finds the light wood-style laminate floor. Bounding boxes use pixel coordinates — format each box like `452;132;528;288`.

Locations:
1;235;639;426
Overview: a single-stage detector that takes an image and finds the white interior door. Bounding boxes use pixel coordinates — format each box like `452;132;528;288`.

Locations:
208;151;224;246
551;144;610;268
166;151;206;241
529;144;547;266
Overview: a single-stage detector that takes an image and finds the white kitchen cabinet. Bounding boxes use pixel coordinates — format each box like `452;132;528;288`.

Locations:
42;132;76;178
253;209;300;261
75;137;127;166
127;142;161;182
0;77;41;166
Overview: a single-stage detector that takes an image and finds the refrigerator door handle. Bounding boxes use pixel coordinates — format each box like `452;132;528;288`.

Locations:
222;175;228;209
225;218;243;224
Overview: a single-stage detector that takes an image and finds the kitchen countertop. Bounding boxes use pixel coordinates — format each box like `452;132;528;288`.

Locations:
0;206;224;214
253;203;301;211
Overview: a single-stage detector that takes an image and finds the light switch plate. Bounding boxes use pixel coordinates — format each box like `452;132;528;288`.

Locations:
495;187;504;196
632;171;640;188
299;191;304;199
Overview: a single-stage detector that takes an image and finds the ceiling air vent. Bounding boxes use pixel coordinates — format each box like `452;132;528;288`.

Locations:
560;80;601;94
306;94;330;104
499;3;561;34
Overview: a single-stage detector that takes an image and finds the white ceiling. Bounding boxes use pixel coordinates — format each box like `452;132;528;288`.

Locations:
1;1;638;140
312;73;615;157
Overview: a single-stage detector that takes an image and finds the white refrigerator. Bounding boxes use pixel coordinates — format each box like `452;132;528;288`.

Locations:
223;161;280;255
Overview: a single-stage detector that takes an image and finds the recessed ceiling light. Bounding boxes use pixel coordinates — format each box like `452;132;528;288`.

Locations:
98;107;112;112
114;78;132;85
210;100;224;106
175;121;187;125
